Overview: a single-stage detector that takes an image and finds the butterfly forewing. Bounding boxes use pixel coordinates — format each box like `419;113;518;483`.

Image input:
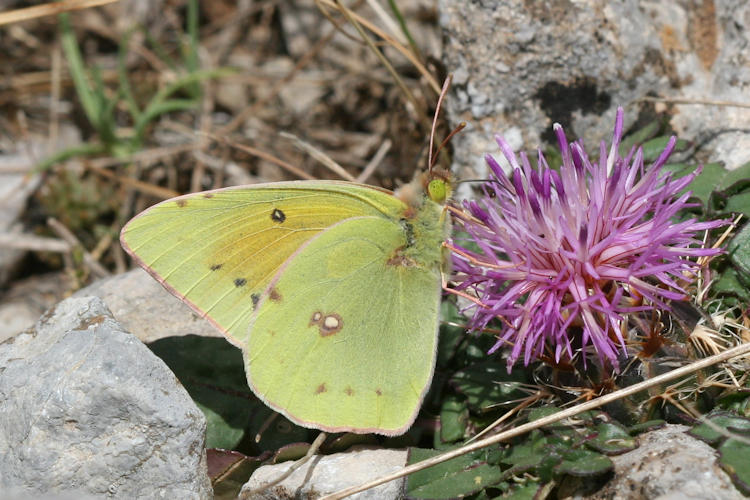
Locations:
120;181;405;344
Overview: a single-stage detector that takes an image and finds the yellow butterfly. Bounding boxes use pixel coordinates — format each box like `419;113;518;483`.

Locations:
120;171;452;435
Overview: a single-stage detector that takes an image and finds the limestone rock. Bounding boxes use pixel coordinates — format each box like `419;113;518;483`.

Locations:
0;296;212;499
439;0;750;189
242;447;408;499
588;424;744;499
73;268;221;343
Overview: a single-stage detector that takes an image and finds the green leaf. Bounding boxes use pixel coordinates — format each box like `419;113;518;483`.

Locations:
406;448;504;499
662;162;726;204
718;437;750;495
437;300;467;368
717;161;750;193
641;137;688;163
501;432;549;470
449;362;529;411
504;482;543;499
728;224;750;277
724;192;750;219
586;422;636;454
527;406;560;422
554;448;613;477
620;120;661;154
712;266;750;305
628;420;666;435
688;413;750;445
440;396;469;443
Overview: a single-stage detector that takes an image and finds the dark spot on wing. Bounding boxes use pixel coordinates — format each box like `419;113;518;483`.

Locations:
271;208;286;223
315;383;327;394
251;293;260;308
375;389;383;396
234;278;247;287
203;193;214;198
269;287;282;302
344;386;354;396
176;199;187;207
309;311;343;337
210;264;223;271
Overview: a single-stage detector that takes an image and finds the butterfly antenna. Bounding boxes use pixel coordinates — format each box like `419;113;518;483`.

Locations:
428;74;453;174
430;121;467;171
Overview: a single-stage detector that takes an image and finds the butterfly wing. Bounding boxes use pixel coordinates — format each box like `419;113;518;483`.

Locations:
120;181;403;345
245;214;444;435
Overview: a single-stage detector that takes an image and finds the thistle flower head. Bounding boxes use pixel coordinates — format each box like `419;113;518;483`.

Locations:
451;108;726;370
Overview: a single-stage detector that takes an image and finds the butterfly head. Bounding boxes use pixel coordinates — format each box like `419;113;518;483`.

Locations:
424;167;453;204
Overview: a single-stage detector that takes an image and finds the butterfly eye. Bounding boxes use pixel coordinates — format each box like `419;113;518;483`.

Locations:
428;179;448;203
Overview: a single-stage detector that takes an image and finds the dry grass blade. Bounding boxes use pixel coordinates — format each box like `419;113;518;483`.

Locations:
239;432;328;499
638;96;750;109
316;0;440;94
280;132;356;182
0;0;119;26
200;132;316;181
321;341;750;500
47;217;111;279
0;233;70;253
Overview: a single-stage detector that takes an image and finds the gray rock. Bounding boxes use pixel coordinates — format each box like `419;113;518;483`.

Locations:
0;296;212;499
242;447;408;499
439;0;750;190
588;424;744;499
73;268;221;344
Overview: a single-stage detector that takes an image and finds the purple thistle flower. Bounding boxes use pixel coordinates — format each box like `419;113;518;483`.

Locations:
451;107;727;371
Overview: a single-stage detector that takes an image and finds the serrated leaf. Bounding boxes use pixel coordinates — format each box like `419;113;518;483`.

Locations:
718;437;750;495
440;396;469;443
406;448;504;499
586;422;636;454
449;362;529;411
554;448;613;477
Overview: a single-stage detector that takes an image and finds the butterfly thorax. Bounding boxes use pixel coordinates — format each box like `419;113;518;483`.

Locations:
391;173;452;272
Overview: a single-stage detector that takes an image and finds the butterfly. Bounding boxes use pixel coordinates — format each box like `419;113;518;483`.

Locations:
120;170;452;435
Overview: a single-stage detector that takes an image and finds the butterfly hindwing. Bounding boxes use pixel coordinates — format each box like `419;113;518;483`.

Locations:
246;215;442;435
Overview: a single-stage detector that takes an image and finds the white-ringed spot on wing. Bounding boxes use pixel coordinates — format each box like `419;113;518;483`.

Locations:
271;208;286;223
309;311;343;337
